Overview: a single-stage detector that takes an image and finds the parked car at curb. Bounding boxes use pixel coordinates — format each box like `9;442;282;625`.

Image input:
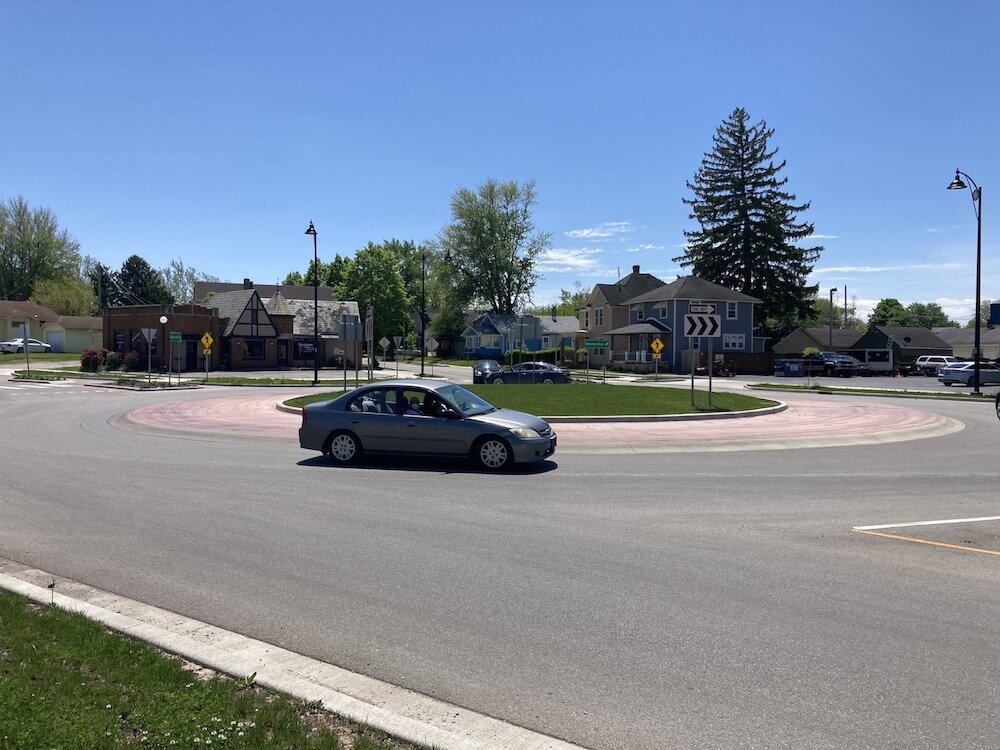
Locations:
472;359;502;384
937;361;1000;386
298;379;557;470
0;337;51;354
801;352;854;377
913;355;962;376
485;361;572;384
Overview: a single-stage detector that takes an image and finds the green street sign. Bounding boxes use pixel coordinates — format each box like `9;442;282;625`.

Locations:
584;339;609;348
169;331;182;342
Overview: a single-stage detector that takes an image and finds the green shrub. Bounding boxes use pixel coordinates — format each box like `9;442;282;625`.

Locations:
80;348;107;372
122;350;142;371
104;350;122;370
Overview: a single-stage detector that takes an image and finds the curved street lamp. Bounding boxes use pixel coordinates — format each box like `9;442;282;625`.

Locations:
947;169;984;394
305;221;319;386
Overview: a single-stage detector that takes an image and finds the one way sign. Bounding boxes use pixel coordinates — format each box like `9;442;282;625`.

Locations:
684;314;721;337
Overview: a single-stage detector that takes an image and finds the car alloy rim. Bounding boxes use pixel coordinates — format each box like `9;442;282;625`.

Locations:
330;434;356;461
542;378;554;384
480;440;508;468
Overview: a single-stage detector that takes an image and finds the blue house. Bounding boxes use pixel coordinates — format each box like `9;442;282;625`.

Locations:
461;313;543;359
611;276;763;371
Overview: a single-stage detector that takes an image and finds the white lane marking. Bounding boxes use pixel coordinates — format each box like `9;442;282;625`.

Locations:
853;515;1000;531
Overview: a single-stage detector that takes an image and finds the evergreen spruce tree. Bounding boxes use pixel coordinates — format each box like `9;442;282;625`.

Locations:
675;107;822;329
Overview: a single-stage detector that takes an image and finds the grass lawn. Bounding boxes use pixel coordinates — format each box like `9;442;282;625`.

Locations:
287;382;776;415
0;590;413;750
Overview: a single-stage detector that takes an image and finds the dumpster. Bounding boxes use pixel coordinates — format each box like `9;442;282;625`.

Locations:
785;360;805;376
774;360;787;377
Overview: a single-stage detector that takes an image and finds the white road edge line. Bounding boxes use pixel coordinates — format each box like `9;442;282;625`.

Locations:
853;515;1000;531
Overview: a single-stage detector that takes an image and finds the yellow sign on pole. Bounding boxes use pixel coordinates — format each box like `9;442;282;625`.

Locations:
652;353;661;360
650;337;664;354
203;348;211;357
200;332;214;349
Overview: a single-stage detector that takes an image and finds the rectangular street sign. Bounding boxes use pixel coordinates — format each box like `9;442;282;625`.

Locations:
689;303;717;314
584;339;609;348
683;314;721;337
169;332;182;342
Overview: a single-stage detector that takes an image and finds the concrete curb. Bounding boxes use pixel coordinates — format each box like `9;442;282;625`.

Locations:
0;560;587;750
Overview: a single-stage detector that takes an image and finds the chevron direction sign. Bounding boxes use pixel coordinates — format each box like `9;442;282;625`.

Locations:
684;314;721;337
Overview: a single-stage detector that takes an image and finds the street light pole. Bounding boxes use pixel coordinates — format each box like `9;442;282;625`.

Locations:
947;169;984;395
828;287;837;349
305;221;319;386
420;253;427;377
159;315;168;385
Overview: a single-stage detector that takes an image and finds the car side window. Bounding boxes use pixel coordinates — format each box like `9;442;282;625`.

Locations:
347;388;396;415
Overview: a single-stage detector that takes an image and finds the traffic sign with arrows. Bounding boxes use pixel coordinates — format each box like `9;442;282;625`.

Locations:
683;314;720;337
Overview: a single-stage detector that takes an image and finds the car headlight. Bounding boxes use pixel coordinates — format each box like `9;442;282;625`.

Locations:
509;427;541;440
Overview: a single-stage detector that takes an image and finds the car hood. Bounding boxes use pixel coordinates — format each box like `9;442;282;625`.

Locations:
469;408;551;433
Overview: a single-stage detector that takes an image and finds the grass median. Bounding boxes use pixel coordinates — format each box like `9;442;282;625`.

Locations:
286;382;777;415
0;590;413;750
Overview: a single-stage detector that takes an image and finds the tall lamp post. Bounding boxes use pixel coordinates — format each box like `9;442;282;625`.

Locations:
947;169;984;395
420;253;427;377
305;221;319;386
828;287;837;349
159;315;168;385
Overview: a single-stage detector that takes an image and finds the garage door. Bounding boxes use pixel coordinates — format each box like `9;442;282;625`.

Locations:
46;331;64;352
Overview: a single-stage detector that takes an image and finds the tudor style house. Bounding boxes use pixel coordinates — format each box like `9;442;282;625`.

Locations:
102;280;361;371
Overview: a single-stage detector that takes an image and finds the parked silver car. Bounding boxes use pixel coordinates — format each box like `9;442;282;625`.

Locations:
937;361;1000;386
298;380;557;470
0;337;51;354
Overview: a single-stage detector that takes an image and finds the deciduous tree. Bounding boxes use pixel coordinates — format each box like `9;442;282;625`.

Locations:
0;196;81;300
437;179;549;314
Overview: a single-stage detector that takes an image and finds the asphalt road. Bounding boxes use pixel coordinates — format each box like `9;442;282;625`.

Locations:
1;377;999;749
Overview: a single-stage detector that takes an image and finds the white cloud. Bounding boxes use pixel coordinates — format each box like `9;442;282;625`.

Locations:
564;221;636;239
627;243;665;252
808;233;840;240
536;247;603;273
813;263;964;275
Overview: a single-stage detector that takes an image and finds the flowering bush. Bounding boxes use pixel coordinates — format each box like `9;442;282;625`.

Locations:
80;348;107;372
104;351;122;370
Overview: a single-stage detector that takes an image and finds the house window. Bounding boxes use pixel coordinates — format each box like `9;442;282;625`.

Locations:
723;333;745;350
243;338;265;359
584;311;590;329
594;308;604;326
631;306;641;322
657;306;669;319
727;302;737;320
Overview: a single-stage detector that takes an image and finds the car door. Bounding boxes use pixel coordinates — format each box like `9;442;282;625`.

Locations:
400;389;470;456
343;387;401;454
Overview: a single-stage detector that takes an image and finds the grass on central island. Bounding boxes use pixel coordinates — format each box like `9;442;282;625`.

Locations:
287;382;776;415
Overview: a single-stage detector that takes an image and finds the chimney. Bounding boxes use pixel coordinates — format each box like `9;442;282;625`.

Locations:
243;278;253;289
632;265;640;275
551;305;557;321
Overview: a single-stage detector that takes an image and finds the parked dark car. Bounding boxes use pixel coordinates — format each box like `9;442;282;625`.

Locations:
485;361;572;384
832;353;872;376
472;359;502;384
298;379;557;470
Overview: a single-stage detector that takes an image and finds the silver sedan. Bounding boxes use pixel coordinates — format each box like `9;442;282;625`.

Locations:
298;380;557;470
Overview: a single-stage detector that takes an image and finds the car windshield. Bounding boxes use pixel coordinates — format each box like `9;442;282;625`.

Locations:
437;384;496;417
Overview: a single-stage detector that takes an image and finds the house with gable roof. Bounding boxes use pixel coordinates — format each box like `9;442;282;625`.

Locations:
102;279;361;371
461;313;543;359
616;276;763;371
577;265;665;366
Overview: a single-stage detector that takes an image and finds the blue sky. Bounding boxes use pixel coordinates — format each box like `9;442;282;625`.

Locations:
3;1;997;323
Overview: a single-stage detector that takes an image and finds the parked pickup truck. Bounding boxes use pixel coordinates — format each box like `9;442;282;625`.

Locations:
802;351;856;377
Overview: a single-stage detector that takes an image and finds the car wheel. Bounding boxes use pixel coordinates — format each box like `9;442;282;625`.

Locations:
325;431;362;464
541;377;554;384
492;377;505;384
995;394;1000;421
473;436;512;471
16;347;24;353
